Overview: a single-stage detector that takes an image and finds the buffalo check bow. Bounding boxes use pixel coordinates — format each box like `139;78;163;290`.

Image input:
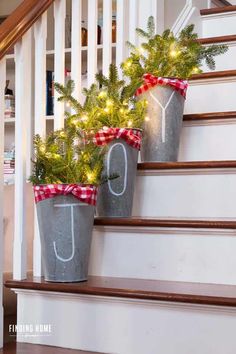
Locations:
93;128;142;150
135;74;188;98
34;184;98;206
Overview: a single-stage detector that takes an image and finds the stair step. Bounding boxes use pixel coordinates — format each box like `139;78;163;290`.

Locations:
94;217;236;229
137;160;236;170
201;5;236;15
198;34;236;44
180;113;236;161
183;111;236;121
185;70;236;114
201;6;236;37
1;342;101;354
190;70;236;80
133;160;236;218
5;276;236;307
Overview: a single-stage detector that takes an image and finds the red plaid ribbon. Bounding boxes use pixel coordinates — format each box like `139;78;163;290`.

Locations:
34;184;98;206
93;128;142;150
135;74;188;98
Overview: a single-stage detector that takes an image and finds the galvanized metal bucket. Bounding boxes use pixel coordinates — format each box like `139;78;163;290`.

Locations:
140;85;185;162
96;137;139;217
36;194;95;282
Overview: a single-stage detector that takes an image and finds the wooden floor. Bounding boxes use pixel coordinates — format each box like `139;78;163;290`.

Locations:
0;342;100;354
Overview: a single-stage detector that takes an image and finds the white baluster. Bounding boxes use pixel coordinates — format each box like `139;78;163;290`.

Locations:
129;0;138;46
116;0;128;76
71;0;82;104
102;0;113;76
0;58;6;348
13;31;32;280
87;0;98;86
54;0;66;130
33;13;47;277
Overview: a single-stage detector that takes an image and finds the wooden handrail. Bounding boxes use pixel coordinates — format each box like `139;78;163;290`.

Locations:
0;0;54;60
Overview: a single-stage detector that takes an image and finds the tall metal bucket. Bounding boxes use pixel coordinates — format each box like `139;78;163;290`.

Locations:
36;194;95;282
96;138;139;217
140;85;185;162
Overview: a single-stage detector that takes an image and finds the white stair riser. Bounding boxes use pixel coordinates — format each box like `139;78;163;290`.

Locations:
202;12;236;37
89;227;236;284
16;291;236;354
185;80;236;114
179;121;236;161
201;43;236;72
133;172;236;218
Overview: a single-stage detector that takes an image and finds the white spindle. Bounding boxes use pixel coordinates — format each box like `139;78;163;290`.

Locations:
129;0;138;46
87;0;98;86
102;0;113;76
33;13;47;277
71;0;82;104
13;31;32;280
54;0;66;130
116;0;128;75
0;58;6;348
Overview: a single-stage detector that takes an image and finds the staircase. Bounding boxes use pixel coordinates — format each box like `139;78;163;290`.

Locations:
2;1;236;354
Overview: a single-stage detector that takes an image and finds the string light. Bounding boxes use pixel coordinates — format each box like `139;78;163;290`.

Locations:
145;116;150;122
81;114;88;122
87;172;94;182
119;108;125;114
169;50;179;58
192;67;200;74
128;120;133;127
106;99;113;107
98;91;107;99
66;102;71;108
104;107;110;113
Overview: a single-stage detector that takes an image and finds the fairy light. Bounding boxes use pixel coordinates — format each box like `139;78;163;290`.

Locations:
125;60;132;69
81;114;88;122
128;120;133;127
119;108;125;114
192;66;200;74
87;172;94;183
145;116;150;122
98;91;107;99
66;102;71;108
104;107;110;113
106;99;113;107
169;50;179;58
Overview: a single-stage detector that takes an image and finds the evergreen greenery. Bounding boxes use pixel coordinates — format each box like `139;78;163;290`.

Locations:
121;17;228;95
54;64;147;131
29;127;106;185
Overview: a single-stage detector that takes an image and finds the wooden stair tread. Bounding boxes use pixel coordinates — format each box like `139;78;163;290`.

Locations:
0;342;101;354
198;34;236;44
201;5;236;15
94;217;236;229
138;160;236;170
183;111;236;121
190;69;236;80
5;276;236;308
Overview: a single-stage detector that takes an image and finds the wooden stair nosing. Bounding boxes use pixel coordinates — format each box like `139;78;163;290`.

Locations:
190;69;236;80
183;111;236;121
198;34;236;44
200;5;236;15
94;217;236;230
137;160;236;170
5;276;236;308
0;342;101;354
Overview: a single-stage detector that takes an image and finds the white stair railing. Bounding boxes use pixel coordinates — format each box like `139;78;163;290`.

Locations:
0;58;6;348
